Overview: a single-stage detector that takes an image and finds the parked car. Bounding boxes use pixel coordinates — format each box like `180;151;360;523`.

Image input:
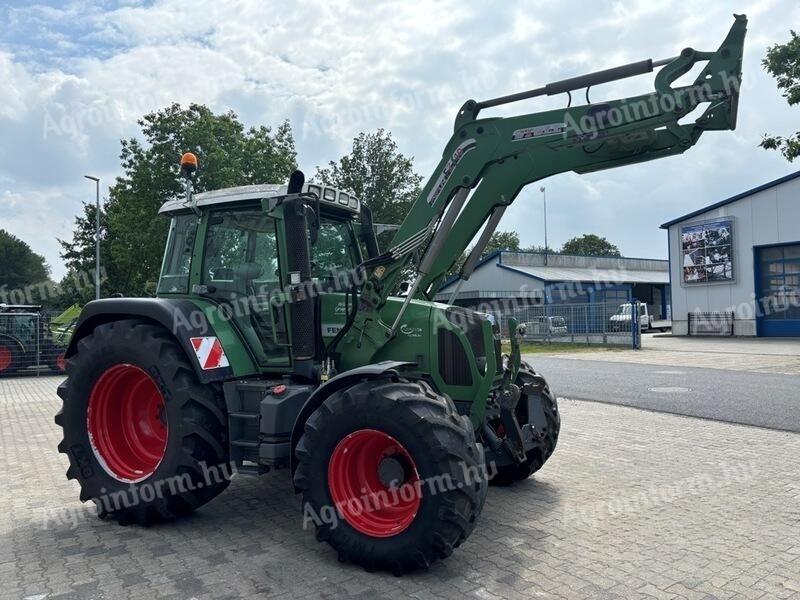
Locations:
610;303;671;332
521;316;568;339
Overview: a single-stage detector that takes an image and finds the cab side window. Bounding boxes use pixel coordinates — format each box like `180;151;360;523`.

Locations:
312;220;356;279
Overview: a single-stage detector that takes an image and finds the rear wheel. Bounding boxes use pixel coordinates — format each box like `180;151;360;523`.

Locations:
56;319;231;524
294;378;488;574
489;363;560;486
0;342;21;376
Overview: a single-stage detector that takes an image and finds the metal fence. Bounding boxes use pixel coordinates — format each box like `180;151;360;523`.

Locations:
0;307;76;377
495;301;642;348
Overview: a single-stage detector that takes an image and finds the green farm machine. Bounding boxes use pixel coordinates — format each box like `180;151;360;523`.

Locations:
57;17;746;572
0;303;78;375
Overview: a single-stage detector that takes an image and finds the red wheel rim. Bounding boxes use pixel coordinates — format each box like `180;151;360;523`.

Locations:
0;346;11;372
328;429;421;538
87;364;168;482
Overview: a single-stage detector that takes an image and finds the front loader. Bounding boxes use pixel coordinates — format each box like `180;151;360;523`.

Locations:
56;16;746;573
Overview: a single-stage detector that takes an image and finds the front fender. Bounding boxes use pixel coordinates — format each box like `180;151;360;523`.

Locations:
289;360;414;477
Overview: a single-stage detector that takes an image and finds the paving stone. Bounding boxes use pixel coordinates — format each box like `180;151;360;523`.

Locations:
1;375;798;599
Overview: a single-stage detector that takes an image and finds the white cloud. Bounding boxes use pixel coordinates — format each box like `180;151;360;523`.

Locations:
0;0;798;280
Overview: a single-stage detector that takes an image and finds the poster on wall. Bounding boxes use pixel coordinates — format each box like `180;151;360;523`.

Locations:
681;218;735;284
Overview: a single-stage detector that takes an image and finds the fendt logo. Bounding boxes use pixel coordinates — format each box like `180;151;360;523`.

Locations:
399;324;423;338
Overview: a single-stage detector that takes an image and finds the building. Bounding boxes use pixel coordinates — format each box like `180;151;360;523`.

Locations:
661;170;800;337
435;251;670;318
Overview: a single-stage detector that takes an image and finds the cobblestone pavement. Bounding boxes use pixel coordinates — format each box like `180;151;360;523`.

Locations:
538;335;800;375
2;375;799;599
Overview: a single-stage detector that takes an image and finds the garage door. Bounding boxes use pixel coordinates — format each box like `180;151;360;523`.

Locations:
756;243;800;336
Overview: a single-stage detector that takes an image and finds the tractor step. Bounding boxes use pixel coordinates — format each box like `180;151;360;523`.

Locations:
231;439;259;448
229;412;259;420
222;379;314;474
224;380;275;475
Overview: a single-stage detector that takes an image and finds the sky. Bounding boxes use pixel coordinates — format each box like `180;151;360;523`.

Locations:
0;0;797;280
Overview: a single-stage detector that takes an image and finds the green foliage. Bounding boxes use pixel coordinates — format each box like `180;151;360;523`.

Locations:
481;231;520;255
0;229;51;304
761;30;800;161
59;103;297;297
521;244;557;253
314;129;423;248
560;234;621;257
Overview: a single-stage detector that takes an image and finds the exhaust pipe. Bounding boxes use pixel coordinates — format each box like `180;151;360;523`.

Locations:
284;171;316;381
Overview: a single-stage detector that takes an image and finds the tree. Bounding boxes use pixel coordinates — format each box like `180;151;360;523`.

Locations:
314;129;423;248
560;234;621;257
761;30;800;161
0;230;51;304
481;231;520;256
521;244;557;254
60;103;297;297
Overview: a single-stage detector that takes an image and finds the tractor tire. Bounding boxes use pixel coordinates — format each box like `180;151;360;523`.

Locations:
489;362;560;486
42;342;66;373
0;341;22;376
55;319;231;525
294;377;488;574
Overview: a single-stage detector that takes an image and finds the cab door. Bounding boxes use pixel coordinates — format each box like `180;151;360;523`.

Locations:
201;207;291;368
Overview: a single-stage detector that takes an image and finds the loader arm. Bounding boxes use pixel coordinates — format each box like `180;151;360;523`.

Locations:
342;14;746;361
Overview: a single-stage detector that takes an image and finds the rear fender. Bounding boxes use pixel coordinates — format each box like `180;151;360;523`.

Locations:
0;334;25;353
65;298;256;383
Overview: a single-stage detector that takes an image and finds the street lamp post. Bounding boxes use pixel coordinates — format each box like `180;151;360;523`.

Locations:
540;186;548;265
84;175;100;301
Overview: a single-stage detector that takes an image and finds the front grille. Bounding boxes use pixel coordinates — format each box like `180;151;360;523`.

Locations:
437;328;473;386
444;307;486;359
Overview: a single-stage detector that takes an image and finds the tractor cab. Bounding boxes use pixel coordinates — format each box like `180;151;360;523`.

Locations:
157;182;369;371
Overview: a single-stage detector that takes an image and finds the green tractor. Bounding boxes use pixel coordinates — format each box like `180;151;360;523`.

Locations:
56;17;746;573
0;303;77;375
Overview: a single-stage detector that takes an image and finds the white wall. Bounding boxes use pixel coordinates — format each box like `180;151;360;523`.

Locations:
440;256;546;297
668;176;800;336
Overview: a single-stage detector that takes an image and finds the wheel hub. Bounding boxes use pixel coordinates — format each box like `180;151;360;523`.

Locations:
328;429;421;538
377;455;410;488
0;346;11;372
87;364;168;482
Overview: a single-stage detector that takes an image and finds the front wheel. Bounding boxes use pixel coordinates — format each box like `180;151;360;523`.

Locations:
294;378;488;574
56;319;231;524
489;363;560;486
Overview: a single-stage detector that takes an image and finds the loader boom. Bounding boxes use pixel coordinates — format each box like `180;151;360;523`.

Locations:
343;14;746;358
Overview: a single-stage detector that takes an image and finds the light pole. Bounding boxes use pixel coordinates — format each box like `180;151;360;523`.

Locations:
540;186;548;265
84;175;100;300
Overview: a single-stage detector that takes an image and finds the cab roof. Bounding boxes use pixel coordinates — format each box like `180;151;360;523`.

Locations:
158;183;360;216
